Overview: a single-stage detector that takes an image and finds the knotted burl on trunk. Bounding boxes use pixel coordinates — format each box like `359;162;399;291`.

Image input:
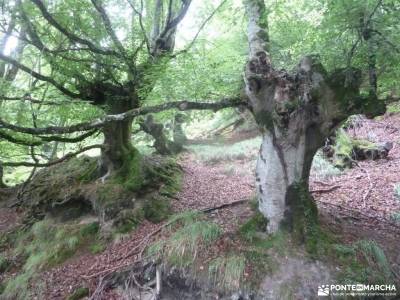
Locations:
244;48;367;234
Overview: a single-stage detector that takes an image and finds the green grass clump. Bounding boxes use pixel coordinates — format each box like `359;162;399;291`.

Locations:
208;255;246;290
387;102;400;114
90;242;106;254
188;137;261;164
2;220;100;299
239;212;268;242
0;255;10;272
311;152;342;179
394;183;400;200
391;212;400;223
148;212;221;268
67;287;89;300
334;239;394;284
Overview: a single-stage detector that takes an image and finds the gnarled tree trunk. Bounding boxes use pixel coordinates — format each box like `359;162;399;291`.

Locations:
100;98;136;176
0;163;6;188
244;0;383;236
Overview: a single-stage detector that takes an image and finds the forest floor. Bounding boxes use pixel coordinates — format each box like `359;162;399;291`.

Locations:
1;113;400;299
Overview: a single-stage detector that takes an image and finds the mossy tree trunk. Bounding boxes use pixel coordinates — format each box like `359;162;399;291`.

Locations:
0;163;6;188
100;97;138;176
244;0;385;236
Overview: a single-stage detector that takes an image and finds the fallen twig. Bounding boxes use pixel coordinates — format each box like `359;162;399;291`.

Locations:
200;199;247;213
310;185;341;193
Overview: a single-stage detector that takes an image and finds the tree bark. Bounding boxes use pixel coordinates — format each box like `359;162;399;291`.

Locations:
244;0;380;236
100;98;136;175
0;163;6;188
256;126;323;233
139;115;172;155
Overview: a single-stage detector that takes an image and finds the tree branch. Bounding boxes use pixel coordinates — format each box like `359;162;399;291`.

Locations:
0;95;91;105
0;53;86;99
174;0;227;57
127;0;150;54
1;144;103;167
0;97;246;135
90;0;136;75
30;0;119;56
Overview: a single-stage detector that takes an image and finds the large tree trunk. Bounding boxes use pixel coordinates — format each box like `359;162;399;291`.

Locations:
100;99;136;176
244;0;382;237
0;163;6;188
256;123;324;234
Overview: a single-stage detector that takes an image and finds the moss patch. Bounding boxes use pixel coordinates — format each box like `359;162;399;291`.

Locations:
67;287;89;300
239;212;268;242
284;181;322;256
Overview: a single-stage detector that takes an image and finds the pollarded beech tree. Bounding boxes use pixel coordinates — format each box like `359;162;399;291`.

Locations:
0;0;231;177
243;0;385;236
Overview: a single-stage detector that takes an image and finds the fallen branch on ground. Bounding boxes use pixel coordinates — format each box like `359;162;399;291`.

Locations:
310;185;341;193
83;198;250;280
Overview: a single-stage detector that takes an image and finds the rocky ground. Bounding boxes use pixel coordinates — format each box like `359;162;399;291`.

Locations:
0;112;399;299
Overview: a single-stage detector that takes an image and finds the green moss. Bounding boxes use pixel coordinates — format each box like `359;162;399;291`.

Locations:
0;255;10;272
254;111;274;131
79;222;100;237
333;240;393;284
144;196;171;223
90;242;106;254
239;212;268;242
287;182;321;256
113;208;144;233
115;149;145;192
67;287;89;300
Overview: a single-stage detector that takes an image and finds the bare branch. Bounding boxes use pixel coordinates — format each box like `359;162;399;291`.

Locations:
0;128;98;146
2;144;103;167
0;95;92;105
174;0;228;57
0;53;86;99
127;0;150;54
90;0;136;75
0;97;246;135
30;0;119;56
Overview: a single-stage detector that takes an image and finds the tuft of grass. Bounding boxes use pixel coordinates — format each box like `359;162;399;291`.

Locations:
67;287;89;300
334;239;394;284
387;102;400;114
391;212;400;223
149;220;221;268
148;212;221;268
0;255;10;272
311;152;342;179
2;220;100;299
393;183;400;200
90;241;106;254
239;212;268;242
208;255;246;290
188;137;261;164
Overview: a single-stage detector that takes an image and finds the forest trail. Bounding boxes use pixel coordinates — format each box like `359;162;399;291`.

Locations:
1;114;400;299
